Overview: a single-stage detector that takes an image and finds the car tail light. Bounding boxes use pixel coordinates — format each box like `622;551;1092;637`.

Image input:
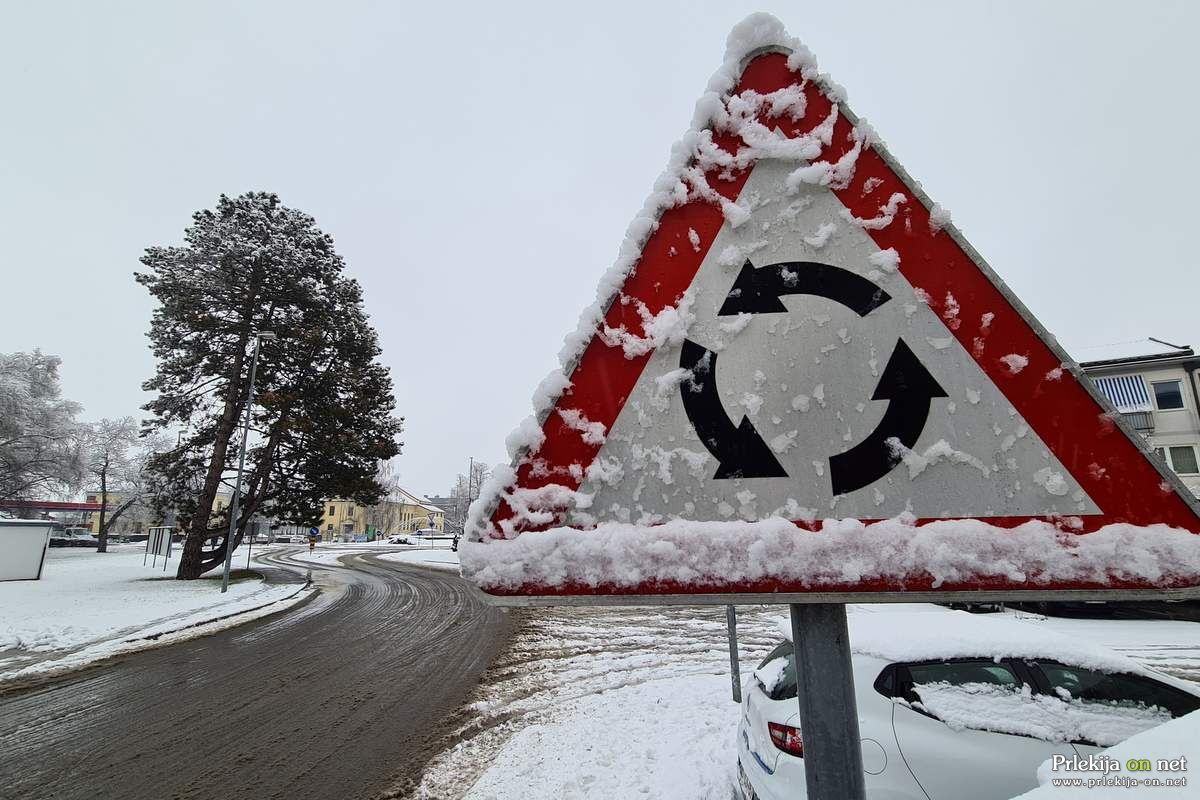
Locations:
767;722;804;757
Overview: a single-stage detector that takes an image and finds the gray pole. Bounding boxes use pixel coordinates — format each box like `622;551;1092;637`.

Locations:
789;603;866;800
220;335;265;594
726;605;741;703
245;521;254;568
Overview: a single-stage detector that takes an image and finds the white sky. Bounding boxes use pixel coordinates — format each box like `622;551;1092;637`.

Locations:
2;1;1197;495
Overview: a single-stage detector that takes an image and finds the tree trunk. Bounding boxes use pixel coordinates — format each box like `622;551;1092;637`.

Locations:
190;415;284;574
103;496;139;538
177;330;251;579
97;466;108;553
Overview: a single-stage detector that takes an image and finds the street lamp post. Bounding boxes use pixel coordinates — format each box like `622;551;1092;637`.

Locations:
221;331;276;593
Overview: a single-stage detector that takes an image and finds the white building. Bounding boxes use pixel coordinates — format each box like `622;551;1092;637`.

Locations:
1080;341;1200;498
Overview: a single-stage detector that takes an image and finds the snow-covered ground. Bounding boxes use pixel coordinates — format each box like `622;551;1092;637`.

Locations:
413;603;1200;799
414;603;784;799
1004;609;1200;682
0;543;312;683
378;548;461;572
287;541;459;571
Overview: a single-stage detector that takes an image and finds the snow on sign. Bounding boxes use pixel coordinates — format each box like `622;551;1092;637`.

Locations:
463;14;1200;603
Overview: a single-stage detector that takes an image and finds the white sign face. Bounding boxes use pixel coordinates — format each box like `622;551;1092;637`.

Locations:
0;521;51;581
149;527;172;557
575;159;1099;526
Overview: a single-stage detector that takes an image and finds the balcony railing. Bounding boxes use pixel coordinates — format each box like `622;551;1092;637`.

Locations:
1122;411;1154;435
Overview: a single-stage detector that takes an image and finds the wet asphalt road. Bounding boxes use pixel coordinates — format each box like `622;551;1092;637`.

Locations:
0;548;514;800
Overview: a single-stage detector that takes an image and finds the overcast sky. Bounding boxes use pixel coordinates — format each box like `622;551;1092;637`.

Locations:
2;1;1197;495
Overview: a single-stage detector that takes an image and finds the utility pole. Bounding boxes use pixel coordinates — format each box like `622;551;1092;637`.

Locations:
220;331;276;593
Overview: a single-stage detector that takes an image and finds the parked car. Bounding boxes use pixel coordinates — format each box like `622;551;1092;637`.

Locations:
386;535;410;545
253;532;271;544
49;529;100;547
736;609;1200;800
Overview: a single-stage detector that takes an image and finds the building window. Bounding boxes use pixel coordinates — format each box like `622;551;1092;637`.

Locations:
1169;446;1199;475
1152;380;1185;411
348;504;355;514
326;523;333;530
1155;445;1199;475
329;505;336;516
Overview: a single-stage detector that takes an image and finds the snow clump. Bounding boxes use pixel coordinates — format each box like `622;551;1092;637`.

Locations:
1001;354;1030;375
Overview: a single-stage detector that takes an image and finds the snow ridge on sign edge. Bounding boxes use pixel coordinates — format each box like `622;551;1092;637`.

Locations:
463;13;1200;593
465;12;820;540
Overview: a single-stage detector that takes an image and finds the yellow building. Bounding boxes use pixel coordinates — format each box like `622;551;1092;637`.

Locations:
84;491;230;535
320;488;444;541
84;491;131;534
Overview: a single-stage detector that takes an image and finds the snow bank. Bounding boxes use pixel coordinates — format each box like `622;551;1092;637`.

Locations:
461;516;1200;594
1015;710;1199;799
378;548;461;573
462;673;739;799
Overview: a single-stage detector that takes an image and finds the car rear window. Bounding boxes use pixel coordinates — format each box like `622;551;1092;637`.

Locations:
755;642;797;700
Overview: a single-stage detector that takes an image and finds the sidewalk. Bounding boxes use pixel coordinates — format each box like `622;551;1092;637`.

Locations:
0;543;313;686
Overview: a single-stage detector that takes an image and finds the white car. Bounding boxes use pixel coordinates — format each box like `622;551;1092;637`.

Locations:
737;609;1200;800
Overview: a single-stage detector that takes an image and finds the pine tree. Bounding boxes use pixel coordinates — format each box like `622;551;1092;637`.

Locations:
137;192;403;579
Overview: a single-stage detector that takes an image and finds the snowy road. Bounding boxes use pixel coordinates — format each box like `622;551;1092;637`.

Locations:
0;547;513;800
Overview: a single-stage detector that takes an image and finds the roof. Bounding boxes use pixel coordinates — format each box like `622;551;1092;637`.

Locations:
777;606;1148;677
0;500;102;512
1072;339;1194;370
386;487;444;514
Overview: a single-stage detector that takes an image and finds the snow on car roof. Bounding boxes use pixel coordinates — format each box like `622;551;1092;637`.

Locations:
776;606;1150;676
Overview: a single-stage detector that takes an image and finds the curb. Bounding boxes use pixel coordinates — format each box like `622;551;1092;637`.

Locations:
134;573;314;643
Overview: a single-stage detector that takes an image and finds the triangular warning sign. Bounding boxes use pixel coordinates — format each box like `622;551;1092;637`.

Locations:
465;15;1200;601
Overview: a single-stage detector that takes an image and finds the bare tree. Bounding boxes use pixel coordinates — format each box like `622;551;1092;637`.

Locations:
363;460;403;537
444;460;490;544
86;419;168;551
0;351;84;509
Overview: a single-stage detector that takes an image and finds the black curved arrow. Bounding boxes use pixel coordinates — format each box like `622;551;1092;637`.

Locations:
680;339;787;479
829;339;947;496
718;260;891;317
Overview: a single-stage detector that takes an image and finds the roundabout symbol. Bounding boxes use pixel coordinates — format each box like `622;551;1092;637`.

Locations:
680;259;947;493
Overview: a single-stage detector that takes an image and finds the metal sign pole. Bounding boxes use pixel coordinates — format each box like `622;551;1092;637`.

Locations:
726;605;741;703
789;603;866;800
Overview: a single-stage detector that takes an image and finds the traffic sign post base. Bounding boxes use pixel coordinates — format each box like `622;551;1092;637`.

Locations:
726;605;741;704
789;603;866;800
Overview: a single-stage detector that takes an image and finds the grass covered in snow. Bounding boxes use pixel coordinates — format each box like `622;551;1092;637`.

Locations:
0;544;310;681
